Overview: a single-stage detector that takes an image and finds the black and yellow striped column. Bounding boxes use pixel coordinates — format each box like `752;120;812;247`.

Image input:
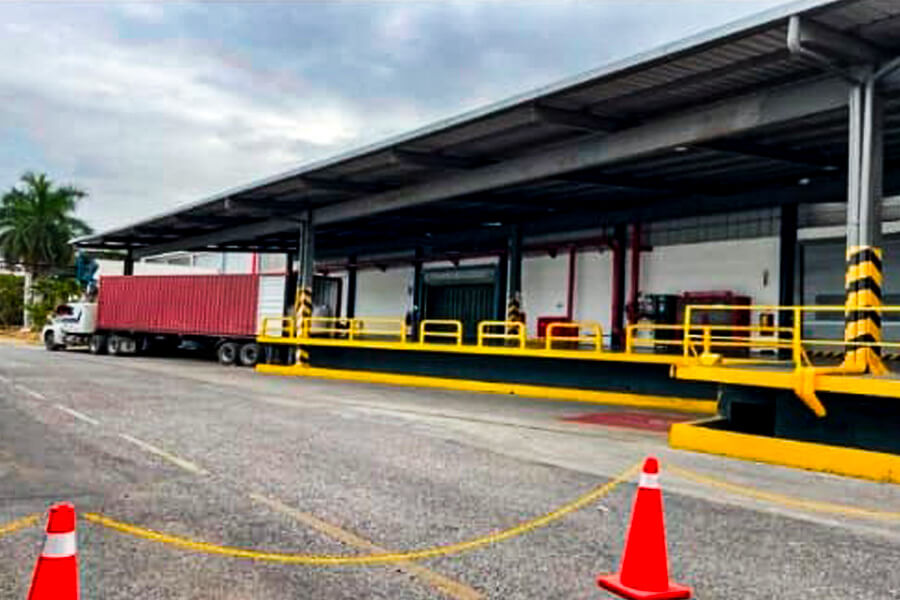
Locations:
844;245;887;374
506;292;523;324
295;285;313;367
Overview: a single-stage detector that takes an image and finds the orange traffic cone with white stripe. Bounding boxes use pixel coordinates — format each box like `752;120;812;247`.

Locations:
27;503;79;600
597;457;691;599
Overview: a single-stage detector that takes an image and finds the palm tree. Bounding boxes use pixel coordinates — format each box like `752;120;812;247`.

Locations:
0;172;92;328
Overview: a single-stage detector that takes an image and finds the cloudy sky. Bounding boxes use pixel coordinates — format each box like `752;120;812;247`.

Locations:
0;0;793;233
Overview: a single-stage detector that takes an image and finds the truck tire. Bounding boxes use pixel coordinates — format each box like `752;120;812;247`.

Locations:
238;343;260;367
108;335;124;356
44;331;61;351
89;334;108;355
217;341;238;365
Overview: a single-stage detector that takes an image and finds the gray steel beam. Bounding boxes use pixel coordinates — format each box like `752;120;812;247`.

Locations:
788;16;887;67
132;219;299;259
315;76;849;226
300;177;385;194
391;149;488;170
533;104;618;132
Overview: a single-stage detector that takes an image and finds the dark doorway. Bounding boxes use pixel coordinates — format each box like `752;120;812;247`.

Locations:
313;275;343;318
425;282;495;342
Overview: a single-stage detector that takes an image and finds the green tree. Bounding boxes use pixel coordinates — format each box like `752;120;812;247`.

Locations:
0;274;24;327
0;172;92;328
26;276;82;331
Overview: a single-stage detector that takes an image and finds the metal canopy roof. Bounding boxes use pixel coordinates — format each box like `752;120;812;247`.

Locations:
75;0;900;263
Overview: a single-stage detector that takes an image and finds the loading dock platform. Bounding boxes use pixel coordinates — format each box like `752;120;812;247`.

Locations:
256;317;719;413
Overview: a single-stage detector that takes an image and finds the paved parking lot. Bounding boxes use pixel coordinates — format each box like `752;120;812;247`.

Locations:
1;341;899;598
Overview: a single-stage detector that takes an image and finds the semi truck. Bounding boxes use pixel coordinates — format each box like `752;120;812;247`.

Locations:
41;274;286;366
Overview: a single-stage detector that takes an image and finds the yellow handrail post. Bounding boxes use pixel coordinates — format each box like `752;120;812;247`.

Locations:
702;326;712;355
792;307;802;366
683;306;693;357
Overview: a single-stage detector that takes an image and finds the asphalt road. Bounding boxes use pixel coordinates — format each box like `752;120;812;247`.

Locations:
1;341;899;599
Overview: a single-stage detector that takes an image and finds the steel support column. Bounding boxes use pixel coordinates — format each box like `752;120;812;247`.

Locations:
844;75;887;374
495;251;508;321
412;247;424;340
295;213;315;366
611;224;627;350
779;204;798;359
123;249;134;276
565;247;577;321
346;255;357;319
506;226;524;324
283;253;296;318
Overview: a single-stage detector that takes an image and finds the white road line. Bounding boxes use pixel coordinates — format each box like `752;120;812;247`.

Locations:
54;404;100;426
14;385;46;401
117;433;208;476
0;374;10;384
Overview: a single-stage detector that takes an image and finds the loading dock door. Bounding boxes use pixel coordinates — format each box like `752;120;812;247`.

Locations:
425;283;495;342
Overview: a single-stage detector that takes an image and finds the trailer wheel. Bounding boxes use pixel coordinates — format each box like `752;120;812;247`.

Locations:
108;335;123;356
44;331;61;351
238;343;260;367
217;341;238;365
89;334;108;355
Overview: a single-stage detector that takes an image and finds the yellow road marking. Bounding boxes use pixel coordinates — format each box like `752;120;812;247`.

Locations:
83;462;639;565
670;464;900;520
249;493;482;600
118;433;209;476
0;514;39;538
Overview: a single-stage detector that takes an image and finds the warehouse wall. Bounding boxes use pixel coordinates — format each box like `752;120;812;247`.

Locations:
355;267;412;317
639;237;780;306
343;236;781;336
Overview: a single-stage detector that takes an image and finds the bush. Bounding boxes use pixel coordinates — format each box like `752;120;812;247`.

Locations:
0;274;24;327
26;276;81;331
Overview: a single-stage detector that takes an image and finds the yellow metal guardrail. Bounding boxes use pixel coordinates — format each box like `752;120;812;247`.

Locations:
419;320;463;345
297;316;407;342
545;321;604;352
679;304;900;367
477;321;526;349
351;317;407;342
260;316;296;338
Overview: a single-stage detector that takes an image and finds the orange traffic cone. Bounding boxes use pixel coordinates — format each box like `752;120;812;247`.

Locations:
597;457;691;599
27;503;79;600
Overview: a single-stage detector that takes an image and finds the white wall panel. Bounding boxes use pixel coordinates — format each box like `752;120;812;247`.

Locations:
639;237;779;305
522;255;568;336
355;267;412;317
257;275;286;332
573;251;613;334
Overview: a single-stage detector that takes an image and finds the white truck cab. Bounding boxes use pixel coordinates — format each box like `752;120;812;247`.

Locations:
42;302;98;351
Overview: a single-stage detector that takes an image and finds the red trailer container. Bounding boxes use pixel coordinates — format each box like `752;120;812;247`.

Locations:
97;274;260;336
